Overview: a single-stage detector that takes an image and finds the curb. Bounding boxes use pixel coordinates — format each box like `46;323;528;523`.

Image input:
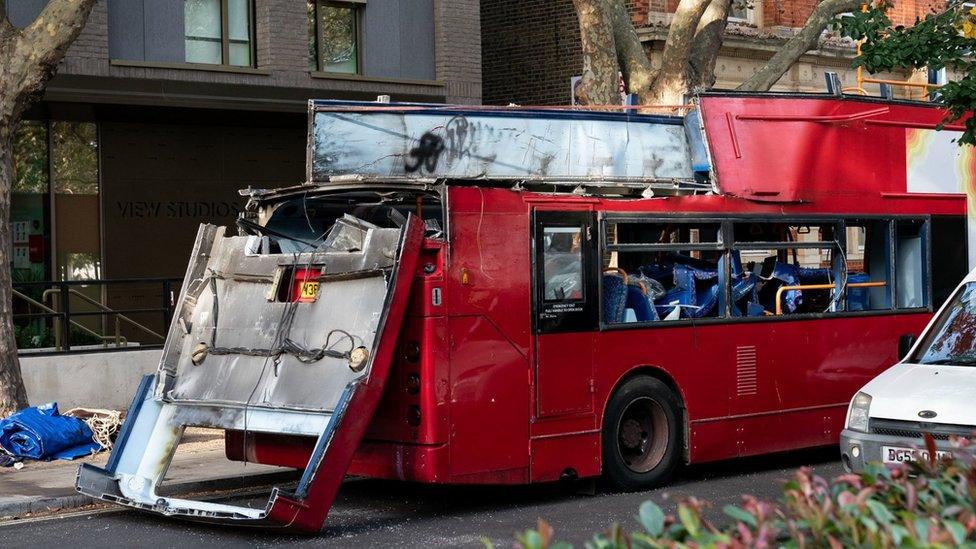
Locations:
0;469;300;520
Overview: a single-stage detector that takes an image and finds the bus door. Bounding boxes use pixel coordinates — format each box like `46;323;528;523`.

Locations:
532;210;598;418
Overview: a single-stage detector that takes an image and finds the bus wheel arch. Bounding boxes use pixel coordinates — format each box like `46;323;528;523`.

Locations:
599;366;687;491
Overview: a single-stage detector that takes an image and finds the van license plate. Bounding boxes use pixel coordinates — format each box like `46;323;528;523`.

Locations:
882;446;952;464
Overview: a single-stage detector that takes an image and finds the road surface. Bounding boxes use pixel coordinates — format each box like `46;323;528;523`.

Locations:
0;448;842;548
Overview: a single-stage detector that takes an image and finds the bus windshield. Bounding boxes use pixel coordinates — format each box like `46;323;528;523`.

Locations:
913;282;976;366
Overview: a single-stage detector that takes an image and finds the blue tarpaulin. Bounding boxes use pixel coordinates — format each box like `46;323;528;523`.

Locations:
0;402;100;460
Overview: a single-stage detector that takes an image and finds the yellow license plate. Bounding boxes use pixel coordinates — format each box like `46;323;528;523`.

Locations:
299;281;319;302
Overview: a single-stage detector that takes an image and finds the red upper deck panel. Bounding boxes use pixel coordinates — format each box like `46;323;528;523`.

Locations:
698;93;973;205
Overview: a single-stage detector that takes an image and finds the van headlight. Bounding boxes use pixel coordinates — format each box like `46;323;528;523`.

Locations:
847;392;872;433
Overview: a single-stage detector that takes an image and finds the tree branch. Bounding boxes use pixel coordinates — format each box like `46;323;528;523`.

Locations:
647;0;713;104
688;0;732;89
0;0;11;36
737;0;865;91
658;0;714;83
9;0;97;104
610;0;656;103
572;0;622;104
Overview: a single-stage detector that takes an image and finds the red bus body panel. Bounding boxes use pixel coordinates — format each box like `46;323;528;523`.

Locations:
236;94;968;487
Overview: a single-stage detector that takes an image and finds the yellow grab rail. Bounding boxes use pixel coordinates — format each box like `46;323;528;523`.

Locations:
774;281;887;315
847;4;941;100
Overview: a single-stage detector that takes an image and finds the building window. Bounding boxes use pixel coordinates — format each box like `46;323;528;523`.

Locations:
184;0;254;67
10;121;101;283
309;1;360;74
728;0;755;24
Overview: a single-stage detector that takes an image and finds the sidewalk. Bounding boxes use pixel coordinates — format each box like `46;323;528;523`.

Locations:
0;428;299;520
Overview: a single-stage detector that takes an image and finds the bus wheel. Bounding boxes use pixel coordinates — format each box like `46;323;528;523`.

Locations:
601;376;682;491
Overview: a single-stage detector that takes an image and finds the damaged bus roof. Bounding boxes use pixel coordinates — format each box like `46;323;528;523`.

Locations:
76;212;423;531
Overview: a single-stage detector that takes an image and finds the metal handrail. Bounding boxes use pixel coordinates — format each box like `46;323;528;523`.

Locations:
12;289;127;349
42;288;164;343
775;281;888;315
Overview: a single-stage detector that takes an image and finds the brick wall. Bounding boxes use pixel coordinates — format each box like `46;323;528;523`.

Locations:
48;0;482;108
435;0;484;104
61;0;108;75
481;0;582;105
483;0;949;105
765;0;947;28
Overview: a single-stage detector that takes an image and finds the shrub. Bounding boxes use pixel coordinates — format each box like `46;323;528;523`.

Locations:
504;436;976;548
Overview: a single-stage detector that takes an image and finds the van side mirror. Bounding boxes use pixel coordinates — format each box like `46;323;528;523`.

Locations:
899;333;917;361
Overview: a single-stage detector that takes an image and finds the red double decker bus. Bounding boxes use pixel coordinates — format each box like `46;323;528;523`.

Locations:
80;92;972;531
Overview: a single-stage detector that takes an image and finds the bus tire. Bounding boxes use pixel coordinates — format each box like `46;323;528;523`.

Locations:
601;376;682;491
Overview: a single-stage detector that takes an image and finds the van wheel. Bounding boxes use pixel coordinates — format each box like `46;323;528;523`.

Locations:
601;376;682;491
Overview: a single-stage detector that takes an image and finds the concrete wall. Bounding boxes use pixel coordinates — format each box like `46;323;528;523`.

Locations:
21;350;161;410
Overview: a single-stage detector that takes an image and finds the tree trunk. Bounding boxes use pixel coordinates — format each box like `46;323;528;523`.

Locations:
647;0;713;105
0;0;97;417
572;0;622;105
0;118;28;417
610;0;656;105
688;0;732;89
737;0;866;91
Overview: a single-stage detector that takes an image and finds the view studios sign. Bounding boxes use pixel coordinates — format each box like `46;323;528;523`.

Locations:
115;200;244;221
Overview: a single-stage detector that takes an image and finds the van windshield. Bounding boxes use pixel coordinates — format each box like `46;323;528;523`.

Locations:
913;282;976;366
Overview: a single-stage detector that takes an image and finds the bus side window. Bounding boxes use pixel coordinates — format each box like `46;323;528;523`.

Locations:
845;220;891;311
602;221;723;324
732;222;841;316
896;219;927;309
543;227;584;301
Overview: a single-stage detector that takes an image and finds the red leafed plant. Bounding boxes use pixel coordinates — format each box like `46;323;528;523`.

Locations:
500;434;976;548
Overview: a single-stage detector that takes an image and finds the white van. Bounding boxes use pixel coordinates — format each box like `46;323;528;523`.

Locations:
841;269;976;471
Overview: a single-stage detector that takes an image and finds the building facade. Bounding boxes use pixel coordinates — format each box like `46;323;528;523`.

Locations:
9;0;481;351
481;0;944;106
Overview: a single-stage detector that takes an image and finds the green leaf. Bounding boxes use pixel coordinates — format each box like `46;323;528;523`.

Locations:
914;517;929;542
890;525;910;545
678;505;700;538
629;532;660;549
518;530;542;549
866;499;896;525
860;515;879;534
722;504;758;527
946;520;965;545
637;501;666;537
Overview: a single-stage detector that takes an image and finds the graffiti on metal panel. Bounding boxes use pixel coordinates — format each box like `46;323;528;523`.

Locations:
444;116;474;163
404;116;478;173
404;132;445;173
